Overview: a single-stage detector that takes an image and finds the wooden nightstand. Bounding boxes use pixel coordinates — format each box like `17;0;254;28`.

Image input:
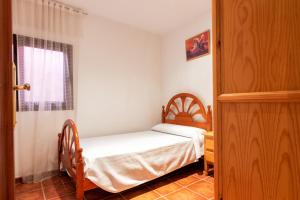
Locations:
203;131;214;175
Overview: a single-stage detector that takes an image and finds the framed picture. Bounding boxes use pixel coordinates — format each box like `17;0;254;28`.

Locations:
185;30;210;61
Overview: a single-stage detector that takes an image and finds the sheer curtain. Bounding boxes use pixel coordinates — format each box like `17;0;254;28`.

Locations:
13;0;83;182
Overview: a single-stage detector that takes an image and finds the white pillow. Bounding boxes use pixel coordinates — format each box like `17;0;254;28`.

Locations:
152;123;206;137
152;123;205;158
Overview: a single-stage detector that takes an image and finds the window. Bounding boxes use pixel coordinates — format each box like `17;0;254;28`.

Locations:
14;35;74;111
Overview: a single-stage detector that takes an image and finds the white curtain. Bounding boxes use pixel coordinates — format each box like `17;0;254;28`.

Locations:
13;0;83;182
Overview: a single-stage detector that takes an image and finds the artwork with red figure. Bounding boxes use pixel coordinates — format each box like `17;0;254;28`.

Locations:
185;30;210;61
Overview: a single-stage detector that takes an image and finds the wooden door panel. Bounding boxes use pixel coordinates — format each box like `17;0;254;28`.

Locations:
0;0;14;199
213;0;300;199
221;103;300;200
221;0;300;93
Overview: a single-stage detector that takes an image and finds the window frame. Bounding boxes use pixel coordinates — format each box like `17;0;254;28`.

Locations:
13;34;74;111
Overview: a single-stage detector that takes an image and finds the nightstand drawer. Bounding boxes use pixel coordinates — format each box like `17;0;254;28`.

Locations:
205;139;214;151
205;151;214;163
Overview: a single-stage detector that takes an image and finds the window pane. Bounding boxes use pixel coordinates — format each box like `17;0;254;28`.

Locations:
14;34;74;111
23;46;64;102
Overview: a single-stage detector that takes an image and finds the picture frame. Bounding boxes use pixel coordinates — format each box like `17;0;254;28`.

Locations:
185;30;210;61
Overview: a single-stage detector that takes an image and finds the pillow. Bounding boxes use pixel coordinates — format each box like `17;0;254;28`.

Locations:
151;123;206;138
152;123;205;158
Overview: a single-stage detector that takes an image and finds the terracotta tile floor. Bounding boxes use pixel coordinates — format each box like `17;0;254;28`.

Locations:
15;163;214;200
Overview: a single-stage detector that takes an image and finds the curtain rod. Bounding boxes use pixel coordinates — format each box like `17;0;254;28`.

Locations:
45;0;88;15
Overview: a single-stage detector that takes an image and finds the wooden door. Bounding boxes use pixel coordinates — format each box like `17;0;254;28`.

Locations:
212;0;300;200
0;0;15;199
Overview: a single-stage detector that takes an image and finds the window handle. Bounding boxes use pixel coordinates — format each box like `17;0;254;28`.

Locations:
13;83;30;128
12;63;31;128
13;83;30;91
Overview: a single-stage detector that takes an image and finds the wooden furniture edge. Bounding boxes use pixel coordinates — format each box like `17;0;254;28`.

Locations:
161;93;212;131
218;90;300;102
203;131;214;176
0;0;14;199
203;131;214;137
58;119;97;200
161;93;213;180
212;0;222;199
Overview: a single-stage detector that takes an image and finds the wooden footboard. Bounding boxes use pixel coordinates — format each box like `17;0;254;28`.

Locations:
58;119;97;200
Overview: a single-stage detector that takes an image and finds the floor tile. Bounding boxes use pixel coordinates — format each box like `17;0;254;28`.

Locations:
59;174;73;184
43;183;73;199
187;180;214;199
205;176;214;184
42;176;63;187
104;194;125;200
84;188;114;200
164;188;201;200
15;163;213;200
149;179;182;196
15;182;42;194
122;186;160;200
50;193;76;200
171;174;199;186
16;189;44;200
191;173;208;180
63;182;76;193
43;185;65;199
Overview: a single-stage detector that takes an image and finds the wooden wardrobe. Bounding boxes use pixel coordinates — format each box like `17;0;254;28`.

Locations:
212;0;300;200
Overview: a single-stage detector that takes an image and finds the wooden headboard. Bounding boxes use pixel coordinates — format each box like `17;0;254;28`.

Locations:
162;93;212;131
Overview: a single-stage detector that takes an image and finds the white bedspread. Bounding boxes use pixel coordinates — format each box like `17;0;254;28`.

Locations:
80;129;204;193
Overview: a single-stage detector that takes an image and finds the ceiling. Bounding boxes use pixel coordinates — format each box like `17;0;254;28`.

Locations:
60;0;211;34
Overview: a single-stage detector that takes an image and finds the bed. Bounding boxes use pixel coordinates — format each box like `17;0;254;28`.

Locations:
58;93;212;200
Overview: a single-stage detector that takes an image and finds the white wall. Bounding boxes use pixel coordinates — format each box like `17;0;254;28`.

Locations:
161;11;213;108
15;14;162;177
76;15;162;137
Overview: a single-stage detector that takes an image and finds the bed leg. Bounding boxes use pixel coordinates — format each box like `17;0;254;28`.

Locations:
76;187;84;200
204;159;208;176
76;169;84;200
76;148;84;200
58;133;62;173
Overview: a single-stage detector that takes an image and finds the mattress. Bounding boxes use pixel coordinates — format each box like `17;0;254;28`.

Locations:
80;129;204;193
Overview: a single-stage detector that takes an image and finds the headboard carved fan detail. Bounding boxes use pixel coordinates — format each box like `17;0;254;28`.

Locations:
162;93;212;131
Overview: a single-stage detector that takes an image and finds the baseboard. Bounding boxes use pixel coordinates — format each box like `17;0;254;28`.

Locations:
15;169;59;184
15;177;22;184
